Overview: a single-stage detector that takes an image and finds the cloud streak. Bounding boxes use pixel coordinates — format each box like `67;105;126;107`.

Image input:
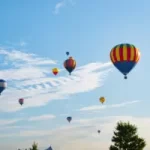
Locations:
28;114;56;121
53;0;75;14
0;119;22;126
79;100;140;111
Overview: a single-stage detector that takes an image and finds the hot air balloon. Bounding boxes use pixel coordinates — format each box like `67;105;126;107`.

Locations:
45;146;53;150
0;79;7;95
64;57;76;75
99;97;105;104
98;130;101;134
66;51;69;56
67;116;72;123
52;68;59;75
110;43;140;79
19;98;24;105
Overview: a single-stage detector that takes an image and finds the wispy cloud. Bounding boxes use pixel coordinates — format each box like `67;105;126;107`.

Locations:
28;114;56;121
0;119;22;126
53;0;65;14
0;48;112;112
0;49;56;68
79;100;140;111
5;40;27;47
53;0;75;14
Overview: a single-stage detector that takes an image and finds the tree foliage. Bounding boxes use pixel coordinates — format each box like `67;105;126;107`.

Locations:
29;142;38;150
109;121;146;150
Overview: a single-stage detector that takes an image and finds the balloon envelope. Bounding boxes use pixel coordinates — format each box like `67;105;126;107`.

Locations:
98;130;100;133
0;79;7;95
45;146;53;150
64;57;76;75
66;52;69;56
99;97;105;104
52;68;59;75
67;116;72;123
19;98;24;105
110;43;140;79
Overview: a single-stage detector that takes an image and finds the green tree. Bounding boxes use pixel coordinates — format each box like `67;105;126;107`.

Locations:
109;121;146;150
29;142;38;150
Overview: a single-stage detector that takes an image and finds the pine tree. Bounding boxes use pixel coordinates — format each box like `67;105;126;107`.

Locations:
109;121;146;150
29;142;38;150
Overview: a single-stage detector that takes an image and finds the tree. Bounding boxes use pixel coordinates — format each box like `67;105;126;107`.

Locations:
29;142;38;150
109;121;146;150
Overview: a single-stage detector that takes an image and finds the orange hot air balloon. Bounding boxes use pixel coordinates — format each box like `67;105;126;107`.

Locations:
52;68;59;75
64;57;76;75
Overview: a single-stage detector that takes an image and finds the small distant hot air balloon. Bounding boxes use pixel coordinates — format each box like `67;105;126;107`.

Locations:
0;79;7;95
67;116;72;123
98;130;101;134
64;57;76;75
19;98;24;105
110;43;140;79
52;68;59;75
66;51;69;56
99;97;105;104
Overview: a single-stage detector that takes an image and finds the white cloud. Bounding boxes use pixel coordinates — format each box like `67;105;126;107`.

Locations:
0;125;33;131
5;40;27;47
1;116;150;150
53;0;75;14
0;48;112;112
0;49;56;67
0;119;22;126
53;0;65;14
59;113;69;116
79;100;140;111
28;114;56;121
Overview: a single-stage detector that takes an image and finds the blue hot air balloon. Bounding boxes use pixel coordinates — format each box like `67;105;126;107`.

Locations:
67;116;72;123
66;51;69;56
45;146;53;150
0;79;7;95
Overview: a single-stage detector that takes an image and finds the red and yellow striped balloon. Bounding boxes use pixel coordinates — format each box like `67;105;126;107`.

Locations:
110;43;140;79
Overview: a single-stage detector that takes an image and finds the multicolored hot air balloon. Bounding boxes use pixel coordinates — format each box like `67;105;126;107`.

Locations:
99;97;105;104
64;57;76;75
19;98;24;105
52;68;59;75
66;51;69;56
0;79;7;95
67;116;72;123
110;43;140;79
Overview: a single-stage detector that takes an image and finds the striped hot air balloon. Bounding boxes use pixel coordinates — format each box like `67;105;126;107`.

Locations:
64;57;76;75
110;43;140;79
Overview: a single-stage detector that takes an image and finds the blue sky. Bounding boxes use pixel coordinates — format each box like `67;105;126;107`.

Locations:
0;0;149;149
